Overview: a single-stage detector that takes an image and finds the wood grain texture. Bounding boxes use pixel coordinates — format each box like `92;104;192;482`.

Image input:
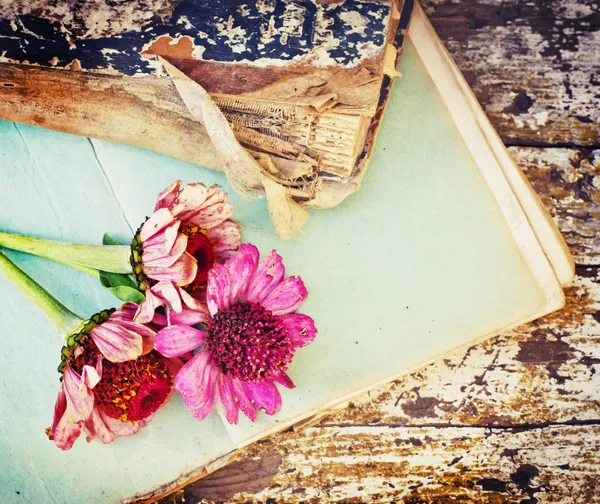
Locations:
514;148;600;266
422;0;600;147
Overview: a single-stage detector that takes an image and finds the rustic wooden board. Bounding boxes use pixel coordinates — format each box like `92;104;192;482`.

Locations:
421;0;600;147
168;424;600;503
516;147;600;266
157;146;600;502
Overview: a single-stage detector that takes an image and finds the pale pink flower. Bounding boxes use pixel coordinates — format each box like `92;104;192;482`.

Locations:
134;181;240;323
50;304;175;450
155;244;317;424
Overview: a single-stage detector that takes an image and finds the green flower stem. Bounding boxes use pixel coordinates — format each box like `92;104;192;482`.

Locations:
0;231;131;274
51;259;100;278
0;250;83;337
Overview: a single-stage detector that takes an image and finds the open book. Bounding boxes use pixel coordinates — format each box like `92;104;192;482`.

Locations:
0;5;572;504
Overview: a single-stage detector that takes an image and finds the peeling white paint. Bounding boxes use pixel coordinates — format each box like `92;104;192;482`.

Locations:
339;11;369;37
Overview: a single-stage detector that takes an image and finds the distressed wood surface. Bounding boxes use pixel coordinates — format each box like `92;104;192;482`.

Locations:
158;0;600;501
423;0;600;147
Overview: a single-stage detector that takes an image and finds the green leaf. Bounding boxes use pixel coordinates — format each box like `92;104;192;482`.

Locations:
99;270;137;289
106;286;146;304
102;233;124;246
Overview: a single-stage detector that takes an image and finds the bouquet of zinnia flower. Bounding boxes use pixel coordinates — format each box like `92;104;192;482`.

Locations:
0;180;316;450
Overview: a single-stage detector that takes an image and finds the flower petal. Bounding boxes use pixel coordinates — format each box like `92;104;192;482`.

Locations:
261;276;308;316
272;371;295;389
246;250;285;304
190;379;219;420
208;220;240;263
155;325;207;358
179;288;210;316
174;350;219;419
63;366;96;422
140;208;175;242
110;303;138;321
51;387;83;451
163;223;181;255
206;263;232;316
154;179;182;211
177;185;234;229
280;313;317;348
171;183;208;217
166;356;186;376
134;284;164;324
243;381;282;416
218;375;239;425
109;317;156;355
142;223;185;265
150;281;183;313
100;410;143;436
153;306;207;327
231;378;256;422
90;322;143;363
143;251;197;286
225;244;259;304
83;407;115;445
81;363;102;389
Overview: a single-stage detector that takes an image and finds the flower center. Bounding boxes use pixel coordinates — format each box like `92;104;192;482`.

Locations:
68;337;173;422
93;351;173;422
180;221;215;291
206;302;294;382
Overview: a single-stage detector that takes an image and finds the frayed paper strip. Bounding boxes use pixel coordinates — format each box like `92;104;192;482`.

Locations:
160;57;308;240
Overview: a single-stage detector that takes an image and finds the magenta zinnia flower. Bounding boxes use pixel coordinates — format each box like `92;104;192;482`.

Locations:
0;179;239;322
133;181;240;323
50;304;174;450
0;250;176;451
155;244;317;424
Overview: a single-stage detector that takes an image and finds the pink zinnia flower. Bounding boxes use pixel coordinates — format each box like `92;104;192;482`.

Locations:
133;181;240;323
154;244;317;424
50;304;174;450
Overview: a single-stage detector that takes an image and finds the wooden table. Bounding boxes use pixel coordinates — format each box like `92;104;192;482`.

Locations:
160;1;600;502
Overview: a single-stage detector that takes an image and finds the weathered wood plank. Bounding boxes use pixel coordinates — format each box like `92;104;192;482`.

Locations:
159;145;600;503
421;0;600;146
511;147;600;265
164;424;600;503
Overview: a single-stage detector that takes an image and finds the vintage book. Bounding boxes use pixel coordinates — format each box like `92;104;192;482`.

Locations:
0;0;415;237
0;4;573;504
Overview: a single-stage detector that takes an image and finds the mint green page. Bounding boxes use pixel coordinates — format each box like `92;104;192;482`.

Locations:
0;43;548;503
0;128;234;502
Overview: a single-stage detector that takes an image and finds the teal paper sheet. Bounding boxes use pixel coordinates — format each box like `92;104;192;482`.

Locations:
0;43;555;503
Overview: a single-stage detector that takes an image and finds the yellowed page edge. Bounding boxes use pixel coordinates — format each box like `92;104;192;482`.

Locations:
409;4;564;311
410;4;574;286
